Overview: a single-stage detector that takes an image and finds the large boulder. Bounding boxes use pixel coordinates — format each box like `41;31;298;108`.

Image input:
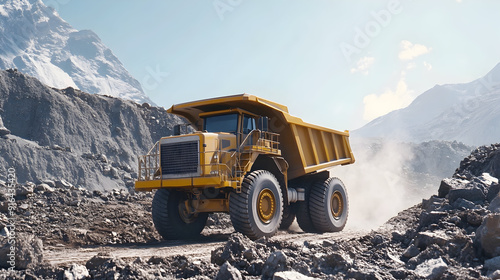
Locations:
476;213;500;258
214;261;242;280
439;178;487;204
262;251;289;280
438;178;468;198
414;257;448;280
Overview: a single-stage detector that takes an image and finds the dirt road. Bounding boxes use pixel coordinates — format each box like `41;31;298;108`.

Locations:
45;226;368;266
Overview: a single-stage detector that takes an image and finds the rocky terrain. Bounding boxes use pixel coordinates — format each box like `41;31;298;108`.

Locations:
0;69;183;190
0;144;498;279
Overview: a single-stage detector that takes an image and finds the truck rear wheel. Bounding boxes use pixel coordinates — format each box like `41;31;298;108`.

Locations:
296;185;319;233
229;170;283;239
310;177;348;232
152;188;208;240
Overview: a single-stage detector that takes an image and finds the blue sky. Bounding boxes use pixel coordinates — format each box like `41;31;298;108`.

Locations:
43;0;500;130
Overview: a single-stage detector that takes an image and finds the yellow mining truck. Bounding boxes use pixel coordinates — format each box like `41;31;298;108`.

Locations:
135;94;355;240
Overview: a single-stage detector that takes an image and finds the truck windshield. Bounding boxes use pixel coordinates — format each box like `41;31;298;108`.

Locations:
204;114;238;133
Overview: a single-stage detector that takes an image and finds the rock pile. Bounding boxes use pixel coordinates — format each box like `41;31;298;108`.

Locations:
0;69;183;190
0;179;162;247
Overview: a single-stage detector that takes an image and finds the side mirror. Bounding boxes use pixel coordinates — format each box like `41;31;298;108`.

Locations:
173;124;182;136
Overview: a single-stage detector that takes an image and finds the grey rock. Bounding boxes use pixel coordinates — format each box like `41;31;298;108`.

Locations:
273;271;315;280
324;251;353;270
56;179;73;188
466;211;484;226
63;264;89;280
214;261;242;280
41;180;56;188
0;202;9;213
421;196;446;212
69;199;81;206
262;251;288;279
16;185;34;196
485;256;500;273
403;244;420;259
211;233;254;266
490;270;500;280
438;178;468;198
414;231;450;250
451;198;478;210
476;213;500;258
85;253;113;270
419;211;447;227
448;185;485;204
488;183;500;202
414;257;447;280
489;194;500;213
346;268;385;280
35;183;55;193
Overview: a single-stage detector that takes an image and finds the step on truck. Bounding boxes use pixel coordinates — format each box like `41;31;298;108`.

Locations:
135;94;355;240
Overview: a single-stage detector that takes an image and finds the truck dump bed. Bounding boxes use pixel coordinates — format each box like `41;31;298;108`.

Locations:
168;94;355;180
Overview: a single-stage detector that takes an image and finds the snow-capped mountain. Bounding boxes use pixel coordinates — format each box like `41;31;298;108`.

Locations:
0;0;153;104
355;62;500;146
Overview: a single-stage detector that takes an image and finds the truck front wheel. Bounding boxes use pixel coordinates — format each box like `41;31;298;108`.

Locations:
229;170;283;239
152;188;208;240
309;177;349;232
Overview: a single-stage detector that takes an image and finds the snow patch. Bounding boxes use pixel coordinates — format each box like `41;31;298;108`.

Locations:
0;0;152;104
0;5;8;16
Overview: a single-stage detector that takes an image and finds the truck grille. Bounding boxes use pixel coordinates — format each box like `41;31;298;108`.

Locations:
160;141;199;176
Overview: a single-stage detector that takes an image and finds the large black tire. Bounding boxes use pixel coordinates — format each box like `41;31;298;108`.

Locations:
152;188;208;240
279;203;297;230
229;170;283;239
296;185;319;233
310;177;349;232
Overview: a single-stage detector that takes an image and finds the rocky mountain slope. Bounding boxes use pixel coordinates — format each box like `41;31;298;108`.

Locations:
0;69;182;190
355;62;500;146
0;0;152;104
0;143;498;279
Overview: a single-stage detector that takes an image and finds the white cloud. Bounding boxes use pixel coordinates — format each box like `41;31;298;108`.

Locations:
363;74;415;121
398;40;431;61
351;56;375;74
406;62;416;70
423;61;432;70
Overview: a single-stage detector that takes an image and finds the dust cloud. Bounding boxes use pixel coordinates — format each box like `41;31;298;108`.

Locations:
331;138;430;230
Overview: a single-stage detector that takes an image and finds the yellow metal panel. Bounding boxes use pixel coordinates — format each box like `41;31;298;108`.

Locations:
304;158;353;174
290;124;307;169
135;180;162;191
321;131;333;162
307;127;320;165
